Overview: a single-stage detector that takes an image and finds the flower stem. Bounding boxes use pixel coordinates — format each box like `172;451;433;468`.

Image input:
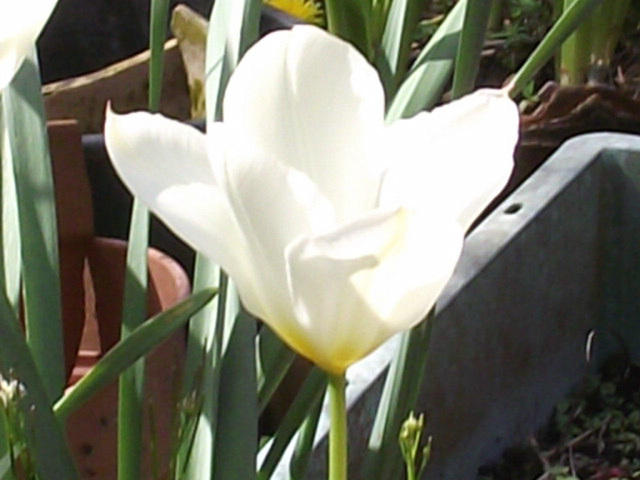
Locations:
328;372;347;480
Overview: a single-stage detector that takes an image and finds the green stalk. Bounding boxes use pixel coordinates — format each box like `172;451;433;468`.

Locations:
559;0;592;84
451;0;493;99
328;373;347;480
117;1;169;479
505;0;603;97
363;311;435;479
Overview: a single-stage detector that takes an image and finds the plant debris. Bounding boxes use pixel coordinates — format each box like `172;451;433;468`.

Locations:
477;357;640;480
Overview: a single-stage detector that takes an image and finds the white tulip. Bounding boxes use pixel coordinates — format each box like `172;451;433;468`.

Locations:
105;26;519;374
0;0;58;90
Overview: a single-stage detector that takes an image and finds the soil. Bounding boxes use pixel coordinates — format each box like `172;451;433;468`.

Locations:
476;356;640;480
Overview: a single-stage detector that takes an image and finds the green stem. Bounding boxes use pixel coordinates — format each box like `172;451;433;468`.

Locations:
328;372;347;480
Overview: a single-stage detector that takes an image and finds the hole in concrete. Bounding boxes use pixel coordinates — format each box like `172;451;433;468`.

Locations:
504;203;522;215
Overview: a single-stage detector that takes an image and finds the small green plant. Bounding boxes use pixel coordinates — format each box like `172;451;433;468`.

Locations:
399;412;432;480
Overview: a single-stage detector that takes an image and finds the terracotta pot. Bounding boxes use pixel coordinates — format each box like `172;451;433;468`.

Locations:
49;120;190;479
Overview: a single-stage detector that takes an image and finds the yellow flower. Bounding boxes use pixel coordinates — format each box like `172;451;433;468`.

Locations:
264;0;324;25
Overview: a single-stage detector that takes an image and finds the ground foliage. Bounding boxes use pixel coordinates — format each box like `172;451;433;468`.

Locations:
477;356;640;480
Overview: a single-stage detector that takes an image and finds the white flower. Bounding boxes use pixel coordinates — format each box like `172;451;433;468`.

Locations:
0;375;25;408
0;0;58;90
105;26;519;374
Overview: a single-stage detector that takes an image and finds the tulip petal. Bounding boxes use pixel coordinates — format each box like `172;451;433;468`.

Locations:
0;0;58;90
104;109;252;288
282;208;463;374
216;138;337;323
380;89;519;231
223;25;385;223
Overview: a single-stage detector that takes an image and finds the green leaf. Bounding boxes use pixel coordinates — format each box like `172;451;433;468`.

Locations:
54;288;217;420
2;50;65;400
206;0;261;123
376;0;424;99
0;291;79;479
257;368;326;479
451;0;493;99
325;0;373;60
257;325;296;413
212;309;258;480
363;310;435;479
117;1;171;477
506;0;604;96
0;104;21;316
386;0;467;122
178;270;237;480
288;390;324;479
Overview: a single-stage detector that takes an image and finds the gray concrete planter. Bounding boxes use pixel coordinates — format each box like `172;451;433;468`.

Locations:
270;132;640;479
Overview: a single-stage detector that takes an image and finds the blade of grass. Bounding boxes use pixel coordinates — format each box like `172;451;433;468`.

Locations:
257;325;296;413
205;0;261;125
0;291;79;479
175;260;219;478
362;310;435;479
0;100;21;316
211;309;258;480
2;50;65;400
385;0;467;122
451;0;493;98
325;0;373;60
505;0;603;97
176;3;261;477
117;1;170;478
55;288;216;420
288;389;324;479
376;0;425;99
179;271;232;480
257;367;326;479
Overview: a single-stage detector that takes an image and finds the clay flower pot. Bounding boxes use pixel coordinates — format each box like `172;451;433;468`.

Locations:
49;120;190;479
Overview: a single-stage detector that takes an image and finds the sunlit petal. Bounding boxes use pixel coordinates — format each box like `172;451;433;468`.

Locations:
282;208;462;373
104;109;252;287
223;26;385;222
380;89;519;231
0;0;58;89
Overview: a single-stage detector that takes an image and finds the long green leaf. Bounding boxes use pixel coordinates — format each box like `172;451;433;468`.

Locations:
2;50;65;400
174;3;261;477
325;0;373;60
376;0;424;99
117;1;170;478
55;288;216;420
0;291;79;479
257;368;326;479
212;309;258;480
386;0;467;122
288;391;324;479
0;104;21;316
257;325;296;413
506;0;603;96
363;310;435;479
206;0;261;124
179;272;235;480
451;0;493;98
